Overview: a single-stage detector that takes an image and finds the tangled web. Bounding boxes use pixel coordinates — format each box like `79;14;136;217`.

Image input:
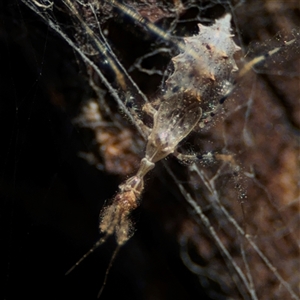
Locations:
2;1;299;299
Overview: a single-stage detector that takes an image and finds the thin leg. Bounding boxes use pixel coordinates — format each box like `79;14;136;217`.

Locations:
142;102;157;118
174;149;214;164
174;149;237;167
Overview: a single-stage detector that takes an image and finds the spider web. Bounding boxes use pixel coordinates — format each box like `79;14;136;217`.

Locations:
1;1;299;300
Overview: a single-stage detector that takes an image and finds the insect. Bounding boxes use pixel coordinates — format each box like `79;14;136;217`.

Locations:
86;13;240;250
20;1;299;299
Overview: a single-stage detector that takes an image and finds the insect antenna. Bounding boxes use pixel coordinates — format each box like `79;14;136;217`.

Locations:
205;35;298;122
97;245;122;298
238;38;297;78
65;233;111;276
